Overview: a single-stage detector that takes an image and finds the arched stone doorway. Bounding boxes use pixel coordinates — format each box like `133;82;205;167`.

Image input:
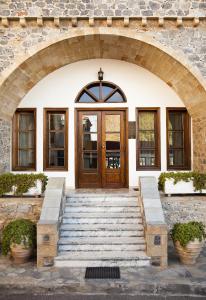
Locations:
0;28;206;172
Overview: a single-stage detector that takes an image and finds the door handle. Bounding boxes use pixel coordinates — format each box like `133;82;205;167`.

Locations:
102;145;105;149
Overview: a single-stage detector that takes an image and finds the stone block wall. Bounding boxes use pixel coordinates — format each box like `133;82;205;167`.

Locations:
0;0;205;17
0;119;11;173
1;22;206;78
0;197;43;238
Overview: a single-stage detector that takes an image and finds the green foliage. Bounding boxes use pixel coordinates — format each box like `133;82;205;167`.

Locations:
171;221;206;247
2;219;37;255
0;173;48;196
158;171;206;192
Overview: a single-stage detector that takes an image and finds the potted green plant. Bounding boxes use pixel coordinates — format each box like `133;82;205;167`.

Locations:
171;221;206;265
2;219;36;264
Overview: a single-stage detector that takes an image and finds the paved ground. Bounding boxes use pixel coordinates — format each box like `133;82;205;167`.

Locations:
0;295;204;299
0;242;206;299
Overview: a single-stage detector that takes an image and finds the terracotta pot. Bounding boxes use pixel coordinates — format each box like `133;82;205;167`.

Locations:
10;244;32;264
174;239;204;265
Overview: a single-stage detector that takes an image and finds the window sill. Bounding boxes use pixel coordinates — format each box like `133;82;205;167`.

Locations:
43;168;68;172
136;167;161;171
12;168;36;172
167;167;191;171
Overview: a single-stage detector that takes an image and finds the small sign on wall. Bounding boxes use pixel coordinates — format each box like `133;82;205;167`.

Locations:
128;121;136;139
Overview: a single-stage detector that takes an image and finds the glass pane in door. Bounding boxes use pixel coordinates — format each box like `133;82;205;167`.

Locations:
83;152;98;169
105;113;121;170
106;133;120;150
105;115;120;132
82;115;97;132
106;152;120;169
82;114;98;170
83;134;97;150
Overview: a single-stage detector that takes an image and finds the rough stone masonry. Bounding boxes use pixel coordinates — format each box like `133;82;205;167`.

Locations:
0;0;206;17
0;1;206;172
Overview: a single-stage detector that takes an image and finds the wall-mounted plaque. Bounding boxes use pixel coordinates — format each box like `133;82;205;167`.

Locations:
128;121;136;139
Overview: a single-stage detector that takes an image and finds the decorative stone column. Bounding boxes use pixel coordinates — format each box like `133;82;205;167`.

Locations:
0;117;11;174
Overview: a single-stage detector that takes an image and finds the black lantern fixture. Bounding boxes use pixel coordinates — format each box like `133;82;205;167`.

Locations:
98;68;104;81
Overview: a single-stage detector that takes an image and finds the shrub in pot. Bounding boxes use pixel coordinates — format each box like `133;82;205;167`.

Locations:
2;219;36;264
171;221;206;265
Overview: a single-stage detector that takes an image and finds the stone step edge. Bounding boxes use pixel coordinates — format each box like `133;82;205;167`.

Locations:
64;206;140;209
55;256;150;261
62;216;142;218
60;231;144;233
54;260;150;268
58;241;146;245
58;245;146;250
66;195;139;198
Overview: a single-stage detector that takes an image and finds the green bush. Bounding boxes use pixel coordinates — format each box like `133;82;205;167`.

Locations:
0;173;48;196
158;171;206;192
171;221;206;247
2;219;37;255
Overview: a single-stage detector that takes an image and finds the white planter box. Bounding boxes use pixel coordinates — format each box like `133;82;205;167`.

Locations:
165;179;206;195
5;180;42;196
23;180;42;196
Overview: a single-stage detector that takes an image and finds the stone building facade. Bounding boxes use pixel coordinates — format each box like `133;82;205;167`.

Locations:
0;1;206;178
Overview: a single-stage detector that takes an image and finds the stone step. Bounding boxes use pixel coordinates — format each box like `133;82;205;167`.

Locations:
60;223;144;231
60;230;144;237
55;259;150;268
62;218;142;224
56;192;149;268
64;206;140;213
66;200;139;207
63;212;142;218
56;251;148;261
58;244;146;251
66;194;138;202
66;194;138;199
58;237;145;245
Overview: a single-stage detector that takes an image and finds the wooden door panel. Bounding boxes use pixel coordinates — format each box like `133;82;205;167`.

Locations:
77;111;102;188
102;111;126;188
76;109;128;188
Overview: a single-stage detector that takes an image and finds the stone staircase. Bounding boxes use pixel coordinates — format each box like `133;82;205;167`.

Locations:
54;191;150;267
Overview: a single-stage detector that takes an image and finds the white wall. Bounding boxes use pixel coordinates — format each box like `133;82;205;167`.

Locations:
17;59;187;188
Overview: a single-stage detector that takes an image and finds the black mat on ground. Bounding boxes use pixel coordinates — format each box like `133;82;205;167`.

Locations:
85;267;120;279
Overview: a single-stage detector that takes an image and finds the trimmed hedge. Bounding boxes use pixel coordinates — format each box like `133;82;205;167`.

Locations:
158;171;206;192
0;173;48;196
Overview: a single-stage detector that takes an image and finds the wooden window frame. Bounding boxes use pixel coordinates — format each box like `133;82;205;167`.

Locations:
166;107;191;170
12;108;36;171
75;81;127;103
43;108;68;172
136;108;161;171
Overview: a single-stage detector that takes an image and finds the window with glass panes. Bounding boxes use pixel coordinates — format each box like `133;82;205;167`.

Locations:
44;108;68;171
136;108;160;170
167;108;191;170
12;109;36;171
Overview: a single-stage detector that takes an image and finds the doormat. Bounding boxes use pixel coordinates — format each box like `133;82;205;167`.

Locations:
85;267;120;279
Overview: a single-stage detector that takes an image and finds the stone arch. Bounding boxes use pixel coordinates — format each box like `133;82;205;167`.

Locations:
0;28;206;171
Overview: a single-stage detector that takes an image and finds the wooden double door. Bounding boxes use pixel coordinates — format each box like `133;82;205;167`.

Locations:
76;109;128;188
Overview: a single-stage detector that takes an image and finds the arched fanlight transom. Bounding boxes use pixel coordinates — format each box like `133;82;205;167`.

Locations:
75;81;127;103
